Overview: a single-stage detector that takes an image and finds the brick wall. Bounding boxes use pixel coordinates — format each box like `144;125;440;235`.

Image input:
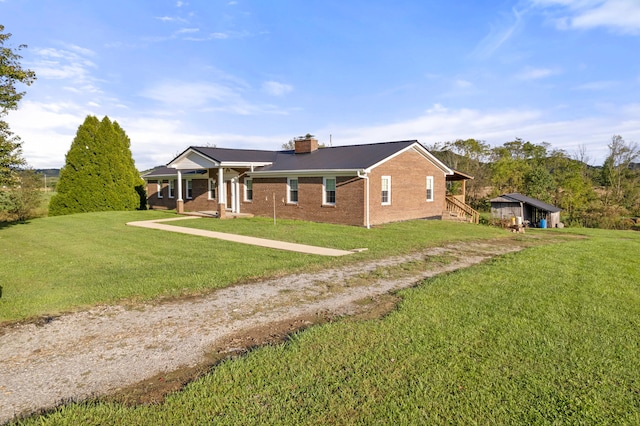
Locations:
146;179;176;210
368;149;447;225
243;176;365;226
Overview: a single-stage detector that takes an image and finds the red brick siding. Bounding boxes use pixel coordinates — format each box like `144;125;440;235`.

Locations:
183;179;216;211
368;149;447;225
146;179;176;210
243;176;365;226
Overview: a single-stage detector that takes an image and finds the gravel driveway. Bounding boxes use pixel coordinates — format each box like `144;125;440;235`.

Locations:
0;239;524;424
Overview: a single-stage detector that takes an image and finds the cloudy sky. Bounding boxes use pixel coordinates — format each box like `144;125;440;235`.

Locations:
2;0;639;170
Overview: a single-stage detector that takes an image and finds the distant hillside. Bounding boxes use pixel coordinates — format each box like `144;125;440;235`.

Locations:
36;169;60;178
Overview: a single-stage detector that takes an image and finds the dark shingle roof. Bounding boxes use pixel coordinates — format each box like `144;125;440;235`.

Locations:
490;193;561;213
257;140;419;172
142;167;206;178
189;147;278;163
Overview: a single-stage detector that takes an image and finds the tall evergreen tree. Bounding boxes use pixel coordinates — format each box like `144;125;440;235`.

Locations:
49;115;144;216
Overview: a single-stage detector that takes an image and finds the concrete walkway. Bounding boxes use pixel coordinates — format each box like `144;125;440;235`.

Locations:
126;217;357;256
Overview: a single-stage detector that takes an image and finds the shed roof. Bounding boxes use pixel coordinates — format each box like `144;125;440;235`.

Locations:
490;193;561;213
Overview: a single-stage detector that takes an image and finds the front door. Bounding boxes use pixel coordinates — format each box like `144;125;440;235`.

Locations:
226;181;232;209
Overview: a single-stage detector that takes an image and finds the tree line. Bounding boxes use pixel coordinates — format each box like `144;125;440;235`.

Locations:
430;136;640;229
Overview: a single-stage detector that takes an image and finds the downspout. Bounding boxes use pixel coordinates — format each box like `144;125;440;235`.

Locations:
357;170;370;229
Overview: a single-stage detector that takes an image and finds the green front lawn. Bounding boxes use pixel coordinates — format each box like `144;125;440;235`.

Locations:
0;211;506;322
16;228;640;424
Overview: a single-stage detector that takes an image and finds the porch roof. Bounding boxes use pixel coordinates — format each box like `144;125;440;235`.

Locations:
490;193;561;213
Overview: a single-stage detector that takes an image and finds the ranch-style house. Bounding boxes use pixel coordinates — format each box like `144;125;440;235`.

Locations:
143;136;478;227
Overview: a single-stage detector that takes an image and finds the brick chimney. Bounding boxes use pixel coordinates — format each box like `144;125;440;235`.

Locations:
294;135;319;154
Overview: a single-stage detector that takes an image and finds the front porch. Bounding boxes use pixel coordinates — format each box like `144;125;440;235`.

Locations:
180;210;254;219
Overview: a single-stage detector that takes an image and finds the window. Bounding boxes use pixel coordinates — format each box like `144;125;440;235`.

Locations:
323;177;336;205
186;180;193;199
381;176;391;205
158;180;166;198
208;178;216;200
288;178;298;203
245;179;253;201
426;176;434;202
168;180;175;198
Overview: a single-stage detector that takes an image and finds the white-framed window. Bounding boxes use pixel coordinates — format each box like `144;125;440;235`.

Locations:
158;180;165;198
323;177;336;205
168;180;175;198
186;180;193;199
245;179;253;201
288;177;298;204
426;176;434;202
381;176;391;205
208;178;216;200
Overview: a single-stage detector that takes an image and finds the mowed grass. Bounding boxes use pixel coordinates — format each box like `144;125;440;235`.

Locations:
14;229;640;425
0;211;505;322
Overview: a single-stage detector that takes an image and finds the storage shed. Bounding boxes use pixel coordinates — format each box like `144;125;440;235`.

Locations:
490;193;561;228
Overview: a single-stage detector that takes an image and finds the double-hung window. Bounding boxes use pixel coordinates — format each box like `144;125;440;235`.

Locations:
208;178;216;200
245;179;253;201
288;178;298;203
186;180;193;199
323;177;336;205
426;176;434;202
168;180;175;198
381;176;391;205
156;181;163;198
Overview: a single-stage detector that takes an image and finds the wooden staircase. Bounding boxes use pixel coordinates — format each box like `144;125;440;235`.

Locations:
444;195;480;224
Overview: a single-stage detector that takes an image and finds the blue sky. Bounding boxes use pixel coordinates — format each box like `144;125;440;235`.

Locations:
2;0;639;170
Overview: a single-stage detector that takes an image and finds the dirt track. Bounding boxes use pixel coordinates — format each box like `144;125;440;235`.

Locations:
0;238;530;424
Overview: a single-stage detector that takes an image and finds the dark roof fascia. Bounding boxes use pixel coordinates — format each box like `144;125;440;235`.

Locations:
447;169;474;181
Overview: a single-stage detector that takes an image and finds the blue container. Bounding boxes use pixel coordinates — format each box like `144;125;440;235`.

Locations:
540;218;547;229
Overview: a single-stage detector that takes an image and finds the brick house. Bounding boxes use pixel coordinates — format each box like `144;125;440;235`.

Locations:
144;137;475;227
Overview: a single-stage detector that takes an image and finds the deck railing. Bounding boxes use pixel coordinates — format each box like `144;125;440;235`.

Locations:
445;195;480;224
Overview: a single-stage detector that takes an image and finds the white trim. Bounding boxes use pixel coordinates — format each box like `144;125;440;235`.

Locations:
244;178;253;201
177;171;183;202
323;177;336;205
185;179;193;199
208;178;216;200
157;181;163;198
169;149;220;170
426;176;434;202
248;169;359;178
168;179;175;198
287;177;299;204
366;142;453;175
381;175;391;205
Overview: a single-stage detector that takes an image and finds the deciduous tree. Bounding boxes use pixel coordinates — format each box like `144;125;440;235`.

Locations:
0;24;36;186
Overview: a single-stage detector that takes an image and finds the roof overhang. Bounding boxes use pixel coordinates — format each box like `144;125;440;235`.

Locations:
168;148;220;170
367;142;453;175
167;147;273;170
248;169;362;178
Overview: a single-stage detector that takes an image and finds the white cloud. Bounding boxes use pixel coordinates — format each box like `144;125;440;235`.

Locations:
139;80;291;116
30;45;102;95
262;81;293;96
574;80;617;90
517;67;557;80
473;7;525;58
455;79;473;89
321;104;640;165
532;0;640;35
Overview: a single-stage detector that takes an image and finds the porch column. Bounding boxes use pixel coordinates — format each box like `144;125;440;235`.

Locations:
233;178;240;213
217;167;225;218
176;170;184;213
